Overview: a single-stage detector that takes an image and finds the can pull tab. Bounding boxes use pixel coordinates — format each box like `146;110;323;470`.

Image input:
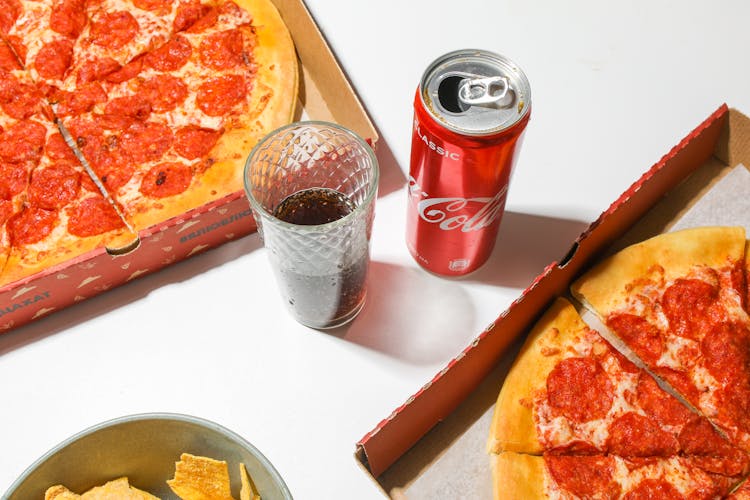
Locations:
458;76;511;107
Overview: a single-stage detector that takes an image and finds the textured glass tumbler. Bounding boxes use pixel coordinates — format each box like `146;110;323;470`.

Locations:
244;122;379;329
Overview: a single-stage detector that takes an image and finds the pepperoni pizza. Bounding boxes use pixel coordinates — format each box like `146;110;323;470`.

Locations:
489;227;750;499
0;0;297;285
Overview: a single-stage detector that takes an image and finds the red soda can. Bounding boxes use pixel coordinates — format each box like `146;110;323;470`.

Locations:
406;49;531;276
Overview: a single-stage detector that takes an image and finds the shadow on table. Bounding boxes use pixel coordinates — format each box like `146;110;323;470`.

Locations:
326;261;476;366
0;234;264;357
374;131;407;197
325;210;589;364
464;210;590;288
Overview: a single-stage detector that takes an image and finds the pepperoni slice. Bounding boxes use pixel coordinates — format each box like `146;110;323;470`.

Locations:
0;199;12;225
547;357;614;423
0;120;47;164
173;0;211;32
5;35;26;65
678;418;749;476
0;42;21;72
0;0;21;35
88;113;137;131
651;366;702;407
175;126;221;160
121;121;173;164
34;39;74;81
90;11;138;50
607;313;664;365
0;161;29;199
717;385;750;436
69;119;131;186
77;130;135;191
75;57;121;85
636;374;693;427
199;29;244;70
46;132;78;162
622;479;681;500
219;0;246;18
730;260;748;312
99;161;135;191
143;35;192;71
196;75;246;117
606;412;679;456
105;55;144;83
132;0;173;14
28;163;81;210
702;321;750;386
138;74;188;112
69;118;108;160
545;455;621;499
104;95;152;121
140;162;192;198
50;0;87;38
185;6;218;33
0;75;43;120
7;206;59;245
662;278;722;340
51;82;107;117
67;196;125;237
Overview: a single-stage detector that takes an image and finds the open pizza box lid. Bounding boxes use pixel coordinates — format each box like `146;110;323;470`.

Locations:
355;104;750;497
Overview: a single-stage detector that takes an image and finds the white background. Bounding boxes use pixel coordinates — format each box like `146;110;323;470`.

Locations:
2;0;750;498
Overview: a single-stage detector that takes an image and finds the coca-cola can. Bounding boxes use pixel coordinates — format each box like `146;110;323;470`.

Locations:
406;49;531;276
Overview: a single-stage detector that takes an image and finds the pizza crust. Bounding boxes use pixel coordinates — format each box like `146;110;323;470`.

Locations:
491;453;546;500
570;226;747;319
1;225;137;286
488;297;586;454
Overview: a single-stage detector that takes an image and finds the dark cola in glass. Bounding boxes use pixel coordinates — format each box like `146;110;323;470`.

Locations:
272;188;368;326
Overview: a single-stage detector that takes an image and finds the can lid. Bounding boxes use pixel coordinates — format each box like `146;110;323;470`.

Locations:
420;49;531;136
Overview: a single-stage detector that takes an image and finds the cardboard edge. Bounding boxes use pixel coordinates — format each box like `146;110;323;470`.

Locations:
272;0;378;145
355;103;731;479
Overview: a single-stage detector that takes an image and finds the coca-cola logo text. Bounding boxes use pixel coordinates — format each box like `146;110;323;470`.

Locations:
408;176;507;232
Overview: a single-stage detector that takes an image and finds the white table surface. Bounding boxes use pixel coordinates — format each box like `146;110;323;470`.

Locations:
2;1;750;498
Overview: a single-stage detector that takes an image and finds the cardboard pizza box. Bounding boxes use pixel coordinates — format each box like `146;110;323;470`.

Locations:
0;0;377;333
355;104;747;498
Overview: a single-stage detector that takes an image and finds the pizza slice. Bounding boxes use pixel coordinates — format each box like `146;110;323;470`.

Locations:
571;226;750;452
492;452;743;500
488;297;749;478
59;0;297;233
0;68;134;286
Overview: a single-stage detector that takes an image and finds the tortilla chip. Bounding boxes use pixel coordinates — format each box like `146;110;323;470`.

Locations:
45;477;160;500
167;453;235;500
45;485;81;500
239;463;261;500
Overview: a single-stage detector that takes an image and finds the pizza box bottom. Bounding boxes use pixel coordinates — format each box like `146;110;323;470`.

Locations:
0;0;378;334
355;104;749;497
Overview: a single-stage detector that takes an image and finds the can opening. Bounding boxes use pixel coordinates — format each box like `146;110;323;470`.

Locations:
438;75;471;114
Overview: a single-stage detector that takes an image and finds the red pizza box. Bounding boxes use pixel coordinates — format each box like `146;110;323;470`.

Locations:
355;104;747;497
0;0;377;333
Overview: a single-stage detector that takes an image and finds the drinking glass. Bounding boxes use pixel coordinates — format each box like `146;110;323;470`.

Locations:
244;122;379;329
